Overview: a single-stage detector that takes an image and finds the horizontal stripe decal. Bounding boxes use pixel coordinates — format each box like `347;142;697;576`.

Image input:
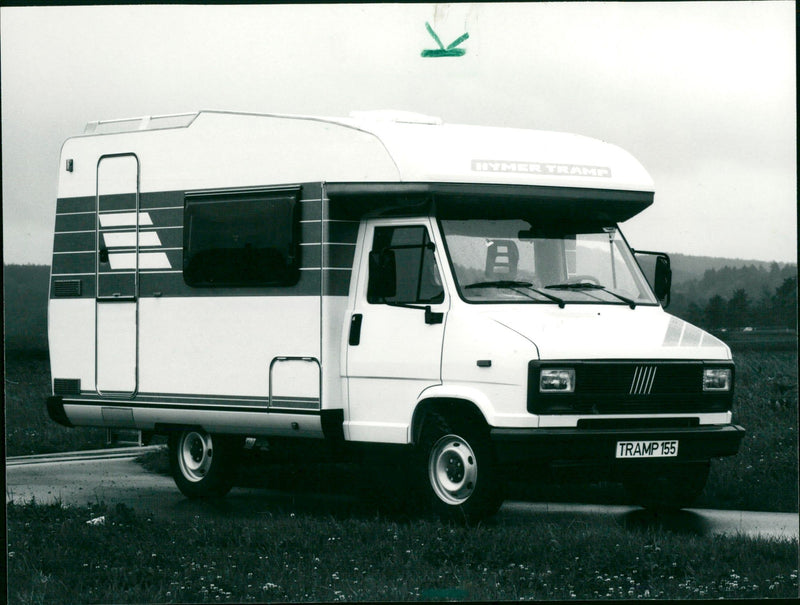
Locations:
302;244;357;269
52;251;95;274
140;205;183;212
324;221;359;243
78;391;319;405
54;231;95;253
99;212;153;227
51;183;353;297
138;191;185;211
109;251;171;270
58;210;95;217
98;272;135;297
55;213;95;232
301;222;322;242
56;197;95;214
301;204;322;221
103;232;162;248
62;396;322;415
51;265;348;299
98;192;136;213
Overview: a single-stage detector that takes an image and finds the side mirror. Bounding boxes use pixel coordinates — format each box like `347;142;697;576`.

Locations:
633;249;672;308
653;255;672;307
367;249;396;302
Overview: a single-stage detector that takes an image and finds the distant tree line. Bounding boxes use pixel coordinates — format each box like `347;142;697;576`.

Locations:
669;262;797;331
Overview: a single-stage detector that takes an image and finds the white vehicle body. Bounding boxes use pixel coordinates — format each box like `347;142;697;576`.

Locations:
47;110;744;519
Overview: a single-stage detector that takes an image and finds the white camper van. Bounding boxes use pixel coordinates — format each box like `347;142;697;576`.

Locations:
47;110;744;522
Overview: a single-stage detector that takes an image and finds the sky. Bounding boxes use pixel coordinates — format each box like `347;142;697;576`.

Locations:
1;2;796;265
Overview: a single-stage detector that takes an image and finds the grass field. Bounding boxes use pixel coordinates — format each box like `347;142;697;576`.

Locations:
6;500;798;603
5;348;798;512
3;350;146;456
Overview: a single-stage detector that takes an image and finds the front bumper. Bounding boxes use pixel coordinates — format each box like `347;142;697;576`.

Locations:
490;424;745;465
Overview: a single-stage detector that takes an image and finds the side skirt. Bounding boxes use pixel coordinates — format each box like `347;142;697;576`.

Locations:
56;396;347;441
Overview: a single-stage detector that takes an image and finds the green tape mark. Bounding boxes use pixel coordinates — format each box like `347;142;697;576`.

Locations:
421;48;466;58
425;22;445;50
422;22;469;57
446;32;469;50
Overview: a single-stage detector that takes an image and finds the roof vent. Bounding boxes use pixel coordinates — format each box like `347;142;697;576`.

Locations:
348;110;443;125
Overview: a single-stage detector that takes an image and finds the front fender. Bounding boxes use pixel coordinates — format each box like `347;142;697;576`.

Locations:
411;383;498;444
417;383;495;418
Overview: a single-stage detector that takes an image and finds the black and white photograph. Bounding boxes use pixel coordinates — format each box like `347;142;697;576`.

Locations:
3;2;797;602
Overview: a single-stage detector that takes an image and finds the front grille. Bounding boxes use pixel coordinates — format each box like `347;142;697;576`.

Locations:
528;360;733;415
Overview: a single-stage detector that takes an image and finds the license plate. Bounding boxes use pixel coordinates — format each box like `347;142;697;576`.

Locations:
616;440;679;458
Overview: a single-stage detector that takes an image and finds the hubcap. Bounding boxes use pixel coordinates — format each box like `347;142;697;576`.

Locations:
428;434;478;505
178;431;214;482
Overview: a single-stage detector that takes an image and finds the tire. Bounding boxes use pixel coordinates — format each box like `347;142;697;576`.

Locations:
168;429;242;498
623;461;710;511
418;411;504;524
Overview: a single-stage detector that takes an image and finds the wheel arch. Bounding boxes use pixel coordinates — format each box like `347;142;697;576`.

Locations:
411;396;490;446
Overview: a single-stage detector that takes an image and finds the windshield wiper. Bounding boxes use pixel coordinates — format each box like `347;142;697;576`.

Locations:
465;280;565;308
545;282;636;309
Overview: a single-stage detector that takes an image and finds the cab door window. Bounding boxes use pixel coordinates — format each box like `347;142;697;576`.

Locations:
368;225;444;305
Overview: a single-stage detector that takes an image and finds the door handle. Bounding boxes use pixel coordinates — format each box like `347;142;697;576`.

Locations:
349;314;363;346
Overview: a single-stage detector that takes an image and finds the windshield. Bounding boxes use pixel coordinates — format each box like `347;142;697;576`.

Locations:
440;219;657;305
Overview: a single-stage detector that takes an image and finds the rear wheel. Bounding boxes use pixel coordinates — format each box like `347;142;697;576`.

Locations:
419;411;504;524
168;429;242;498
623;461;710;511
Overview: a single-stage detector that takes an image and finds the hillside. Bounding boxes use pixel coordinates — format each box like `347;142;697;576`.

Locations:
668;253;793;286
666;256;797;330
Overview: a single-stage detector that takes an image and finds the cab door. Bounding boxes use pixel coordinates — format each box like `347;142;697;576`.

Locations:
95;154;139;396
345;218;449;443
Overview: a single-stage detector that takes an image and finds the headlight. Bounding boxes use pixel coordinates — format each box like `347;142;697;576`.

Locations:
703;368;732;392
540;368;575;393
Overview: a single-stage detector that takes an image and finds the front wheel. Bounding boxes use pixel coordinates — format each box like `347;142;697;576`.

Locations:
419;412;504;524
168;429;242;498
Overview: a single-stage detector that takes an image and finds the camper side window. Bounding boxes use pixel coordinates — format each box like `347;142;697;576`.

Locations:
183;189;300;287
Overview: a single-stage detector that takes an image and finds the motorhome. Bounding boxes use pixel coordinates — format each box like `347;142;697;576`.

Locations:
47;110;744;522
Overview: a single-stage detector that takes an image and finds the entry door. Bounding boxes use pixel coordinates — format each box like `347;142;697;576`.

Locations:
95;154;139;396
345;219;449;443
